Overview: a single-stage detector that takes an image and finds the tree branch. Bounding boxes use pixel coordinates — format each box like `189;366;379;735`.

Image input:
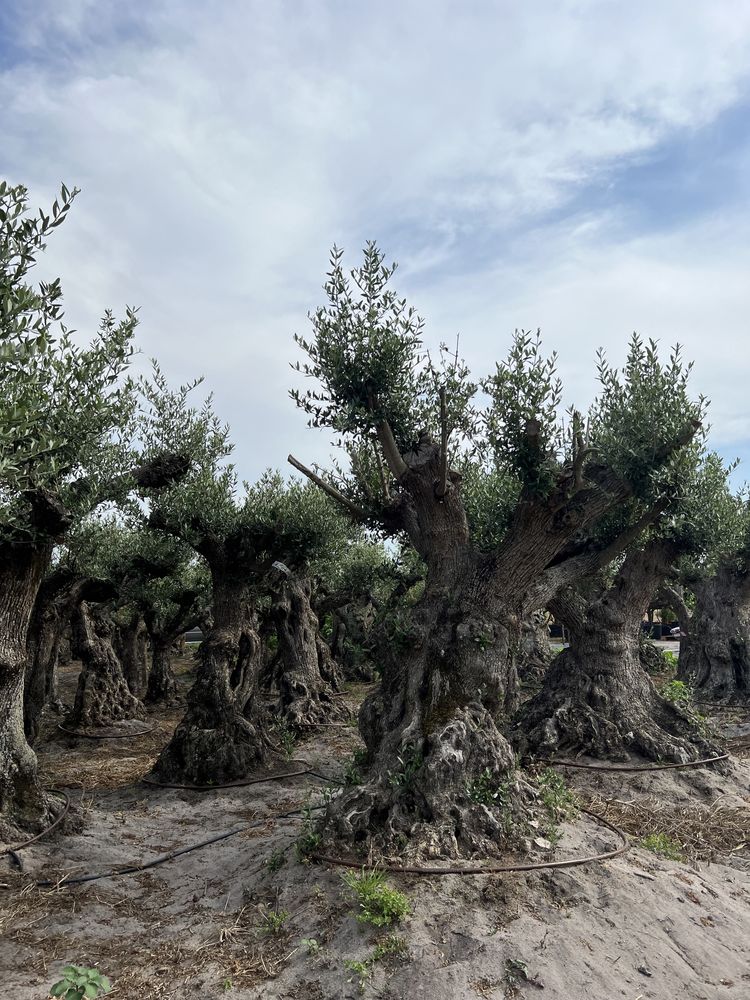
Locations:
436;386;449;499
374;419;408;480
371;436;390;501
287;454;368;521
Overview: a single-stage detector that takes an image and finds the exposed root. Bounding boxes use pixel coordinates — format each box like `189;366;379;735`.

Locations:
317;705;540;862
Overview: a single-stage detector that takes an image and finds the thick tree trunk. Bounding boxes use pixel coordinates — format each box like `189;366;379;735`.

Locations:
517;611;553;687
152;574;271;784
145;636;179;704
320;562;539;859
518;543;721;763
272;571;348;728
678;568;750;702
329;601;378;681
0;544;53;837
24;592;63;742
24;574;116;740
116;615;149;699
68;603;145;728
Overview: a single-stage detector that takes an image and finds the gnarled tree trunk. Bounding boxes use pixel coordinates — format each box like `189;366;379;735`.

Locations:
517;542;721;763
68;602;145;728
152;573;271;784
145;637;180;704
329;600;377;681
24;574;116;740
678;568;750;702
0;543;53;838
116;615;149;699
320;550;537;859
272;569;348;728
517;610;553;687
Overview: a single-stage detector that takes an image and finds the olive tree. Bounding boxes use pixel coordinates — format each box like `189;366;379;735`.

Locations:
662;479;750;702
518;352;728;761
0;182;188;834
288;245;703;858
143;371;353;782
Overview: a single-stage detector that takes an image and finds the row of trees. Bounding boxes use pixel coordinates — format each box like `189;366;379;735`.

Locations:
2;185;747;862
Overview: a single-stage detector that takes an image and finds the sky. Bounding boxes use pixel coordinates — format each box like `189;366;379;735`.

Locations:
2;0;750;483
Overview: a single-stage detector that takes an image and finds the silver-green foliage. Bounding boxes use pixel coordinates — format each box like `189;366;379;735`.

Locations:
1;181;138;544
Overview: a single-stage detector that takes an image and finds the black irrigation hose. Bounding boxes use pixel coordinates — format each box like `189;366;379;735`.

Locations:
31;804;325;889
141;768;313;791
545;753;729;773
2;790;70;857
58;723;155;740
311;808;629;876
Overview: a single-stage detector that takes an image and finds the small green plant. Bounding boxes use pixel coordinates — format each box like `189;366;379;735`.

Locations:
386;746;423;788
345;935;409;990
273;720;296;759
639;832;684;860
662;649;679;672
344;748;368;786
266;848;286;872
661;679;693;709
537;768;578;819
50;966;111;999
466;767;511;807
223;979;233;991
342;869;410;927
261;907;290;934
301;937;321;955
295;805;322;860
345;958;372;990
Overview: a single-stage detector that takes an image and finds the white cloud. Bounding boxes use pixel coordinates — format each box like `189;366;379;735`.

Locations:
1;0;750;477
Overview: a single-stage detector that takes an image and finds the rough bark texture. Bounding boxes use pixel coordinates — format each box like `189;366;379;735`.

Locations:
329;601;378;681
0;543;53;837
68;602;145;728
322;574;542;859
517;542;721;763
145;638;180;704
303;417;696;857
678;568;750;702
24;573;115;741
272;571;349;728
116;615;149;699
152;571;272;784
517;611;553;687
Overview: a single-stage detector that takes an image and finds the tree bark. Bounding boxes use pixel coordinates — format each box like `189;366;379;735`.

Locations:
0;543;53;837
678;568;750;702
68;602;145;728
517;611;553;686
271;570;349;728
151;572;271;784
24;573;116;740
145;637;180;704
116;615;149;699
298;420;697;857
321;552;542;859
517;542;721;763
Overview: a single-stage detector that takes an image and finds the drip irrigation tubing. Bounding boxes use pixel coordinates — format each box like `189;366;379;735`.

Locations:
58;723;155;740
30;803;324;889
310;808;629;876
544;753;729;773
2;790;70;857
140;767;337;791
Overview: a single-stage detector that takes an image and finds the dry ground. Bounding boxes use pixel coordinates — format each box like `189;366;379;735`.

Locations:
2;657;750;999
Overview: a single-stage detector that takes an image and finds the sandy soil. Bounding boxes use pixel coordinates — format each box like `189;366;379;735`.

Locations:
2;662;750;1000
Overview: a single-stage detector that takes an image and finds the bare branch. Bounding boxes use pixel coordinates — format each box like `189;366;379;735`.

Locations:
287;454;368;521
374;419;408;480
